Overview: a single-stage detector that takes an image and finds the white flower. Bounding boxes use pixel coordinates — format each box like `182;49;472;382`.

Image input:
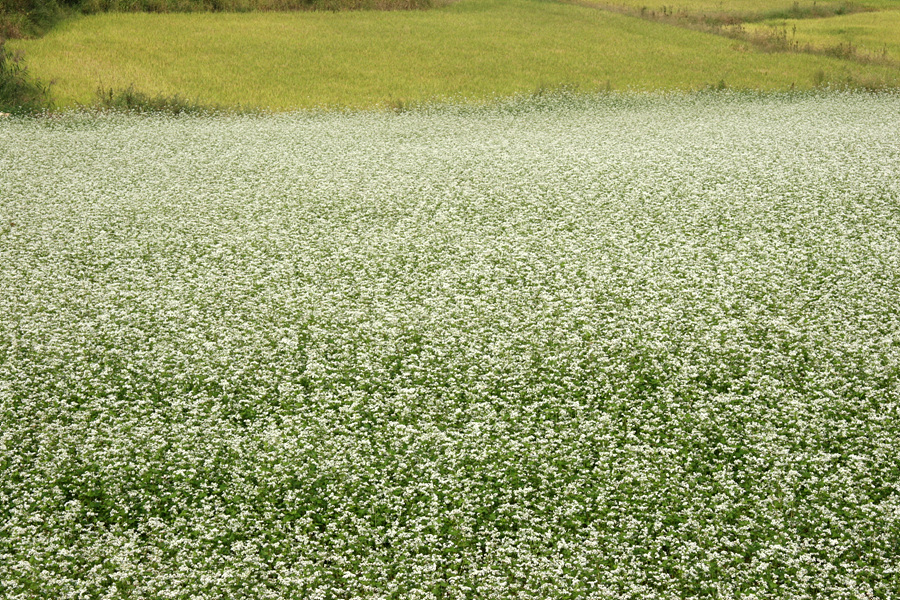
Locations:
1;91;899;598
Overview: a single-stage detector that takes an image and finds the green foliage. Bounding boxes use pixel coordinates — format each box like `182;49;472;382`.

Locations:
0;0;71;38
2;92;900;598
94;84;213;114
0;39;48;112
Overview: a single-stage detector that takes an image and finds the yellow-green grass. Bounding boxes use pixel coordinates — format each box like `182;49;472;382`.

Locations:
573;0;897;21
10;0;900;110
745;9;900;61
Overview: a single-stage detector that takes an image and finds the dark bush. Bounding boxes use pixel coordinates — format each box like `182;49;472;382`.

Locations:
0;39;49;113
95;84;211;114
1;0;70;38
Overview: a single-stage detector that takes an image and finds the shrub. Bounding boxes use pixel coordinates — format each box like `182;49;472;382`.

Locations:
0;39;49;113
94;84;213;114
0;0;70;38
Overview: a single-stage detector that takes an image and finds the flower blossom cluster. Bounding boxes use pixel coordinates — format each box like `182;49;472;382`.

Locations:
1;92;899;599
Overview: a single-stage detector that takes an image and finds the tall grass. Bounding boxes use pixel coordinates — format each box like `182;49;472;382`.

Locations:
94;83;214;113
743;10;900;65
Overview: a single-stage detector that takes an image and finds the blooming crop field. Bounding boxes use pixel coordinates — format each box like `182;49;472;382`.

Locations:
1;92;899;599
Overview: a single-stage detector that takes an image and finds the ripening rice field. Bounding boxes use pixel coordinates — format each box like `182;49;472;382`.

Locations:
10;0;900;110
1;92;900;598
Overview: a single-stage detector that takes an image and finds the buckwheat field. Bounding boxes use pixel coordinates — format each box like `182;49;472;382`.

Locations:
1;92;899;599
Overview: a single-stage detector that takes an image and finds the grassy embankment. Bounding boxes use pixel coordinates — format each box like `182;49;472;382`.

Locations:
575;0;900;66
743;9;900;62
580;0;898;23
7;0;900;111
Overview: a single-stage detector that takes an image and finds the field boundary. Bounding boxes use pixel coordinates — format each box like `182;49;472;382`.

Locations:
564;0;900;70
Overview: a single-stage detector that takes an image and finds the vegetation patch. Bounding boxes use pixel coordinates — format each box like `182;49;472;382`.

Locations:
576;0;892;25
742;10;900;65
2;92;900;598
94;84;218;113
572;0;900;71
9;0;900;111
0;0;444;112
0;39;48;112
0;0;440;40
